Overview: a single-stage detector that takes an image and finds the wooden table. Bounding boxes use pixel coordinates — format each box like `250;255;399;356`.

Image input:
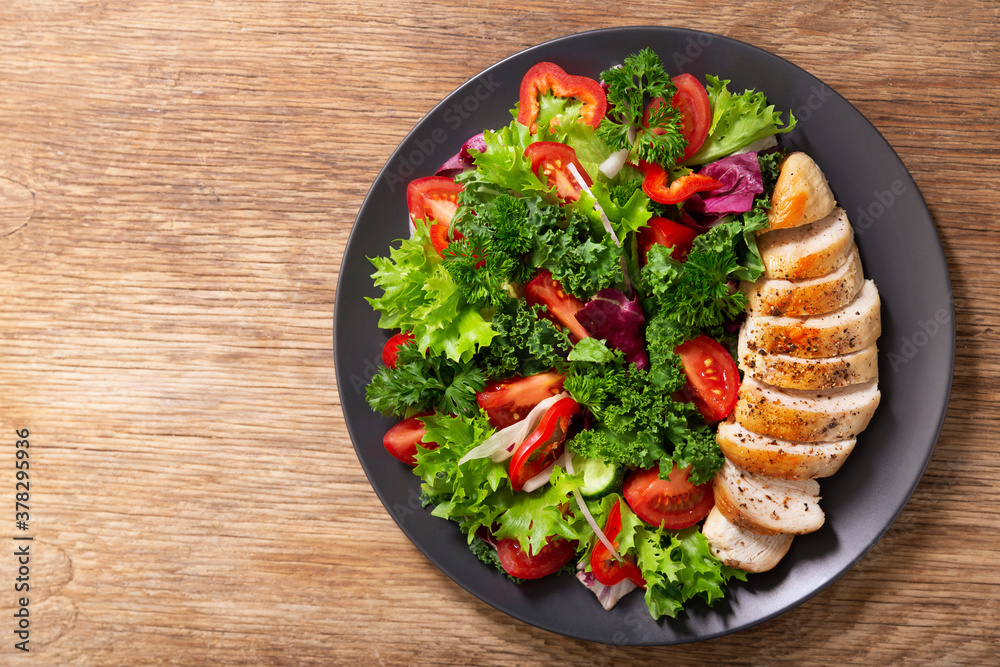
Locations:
1;1;997;664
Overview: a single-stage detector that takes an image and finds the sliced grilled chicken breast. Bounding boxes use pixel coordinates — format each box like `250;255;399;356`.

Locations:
735;376;881;442
741;279;881;359
759;207;854;280
713;459;825;535
744;244;863;317
765;152;837;231
702;506;794;572
717;418;856;479
738;334;878;390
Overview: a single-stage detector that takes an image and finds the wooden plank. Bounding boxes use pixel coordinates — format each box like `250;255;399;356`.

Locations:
1;0;998;663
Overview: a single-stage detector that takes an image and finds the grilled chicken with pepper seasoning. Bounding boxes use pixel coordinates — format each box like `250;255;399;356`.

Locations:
702;506;794;573
716;418;855;480
703;152;882;571
713;459;825;535
741;280;881;359
743;244;864;317
757;207;854;280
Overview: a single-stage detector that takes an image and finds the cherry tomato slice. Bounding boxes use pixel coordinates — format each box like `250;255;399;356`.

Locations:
590;499;645;588
525;269;591;342
644;74;712;163
382;414;437;466
524;141;592;203
406;176;462;225
637;216;699;265
407;176;463;255
623;465;714;530
508;396;580;492
476;371;565;429
496;536;578;579
674;334;740;421
516;61;607;134
381;331;415;369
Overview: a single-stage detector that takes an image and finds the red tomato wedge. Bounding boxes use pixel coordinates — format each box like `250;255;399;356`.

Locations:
428;224;455;255
496;537;577;579
674;334;740;421
644;74;712;163
475;371;565;429
381;331;414;369
637;216;699;264
508;396;580;492
516;61;607;134
406;176;463;255
634;160;722;205
623;465;714;530
590;499;645;588
382;414;437;466
525;269;591;342
524;141;592;203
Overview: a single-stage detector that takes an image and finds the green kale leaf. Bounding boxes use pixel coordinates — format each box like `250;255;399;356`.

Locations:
365;341;486;418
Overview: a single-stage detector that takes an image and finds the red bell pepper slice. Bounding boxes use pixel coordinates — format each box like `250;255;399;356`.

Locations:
508;396;580;492
635;160;722;205
590;499;645;588
516;62;607;134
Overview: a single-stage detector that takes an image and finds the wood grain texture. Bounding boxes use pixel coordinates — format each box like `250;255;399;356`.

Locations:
0;0;998;664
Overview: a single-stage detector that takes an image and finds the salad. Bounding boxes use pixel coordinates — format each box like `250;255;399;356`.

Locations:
364;48;797;620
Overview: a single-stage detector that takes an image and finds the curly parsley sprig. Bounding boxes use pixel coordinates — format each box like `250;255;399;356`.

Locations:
597;48;687;167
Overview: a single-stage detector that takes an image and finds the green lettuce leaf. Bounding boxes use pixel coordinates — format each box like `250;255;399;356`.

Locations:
583;496;747;619
567;337;617;364
637;526;747;619
492;466;589;554
570;179;654;244
458;121;550;204
684;75;797;165
366;220;496;362
416;414;590;556
415;413;511;540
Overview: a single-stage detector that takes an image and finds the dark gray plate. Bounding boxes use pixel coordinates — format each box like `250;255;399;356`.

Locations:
333;27;954;645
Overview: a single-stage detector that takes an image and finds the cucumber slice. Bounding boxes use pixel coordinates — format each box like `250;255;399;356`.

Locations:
576;456;623;498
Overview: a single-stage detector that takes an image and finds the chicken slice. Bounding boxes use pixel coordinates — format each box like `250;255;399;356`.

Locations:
738;334;878;390
744;243;864;317
702;506;795;572
758;207;854;281
735;376;881;442
741;279;881;359
765;152;837;231
713;459;825;535
717;417;856;479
